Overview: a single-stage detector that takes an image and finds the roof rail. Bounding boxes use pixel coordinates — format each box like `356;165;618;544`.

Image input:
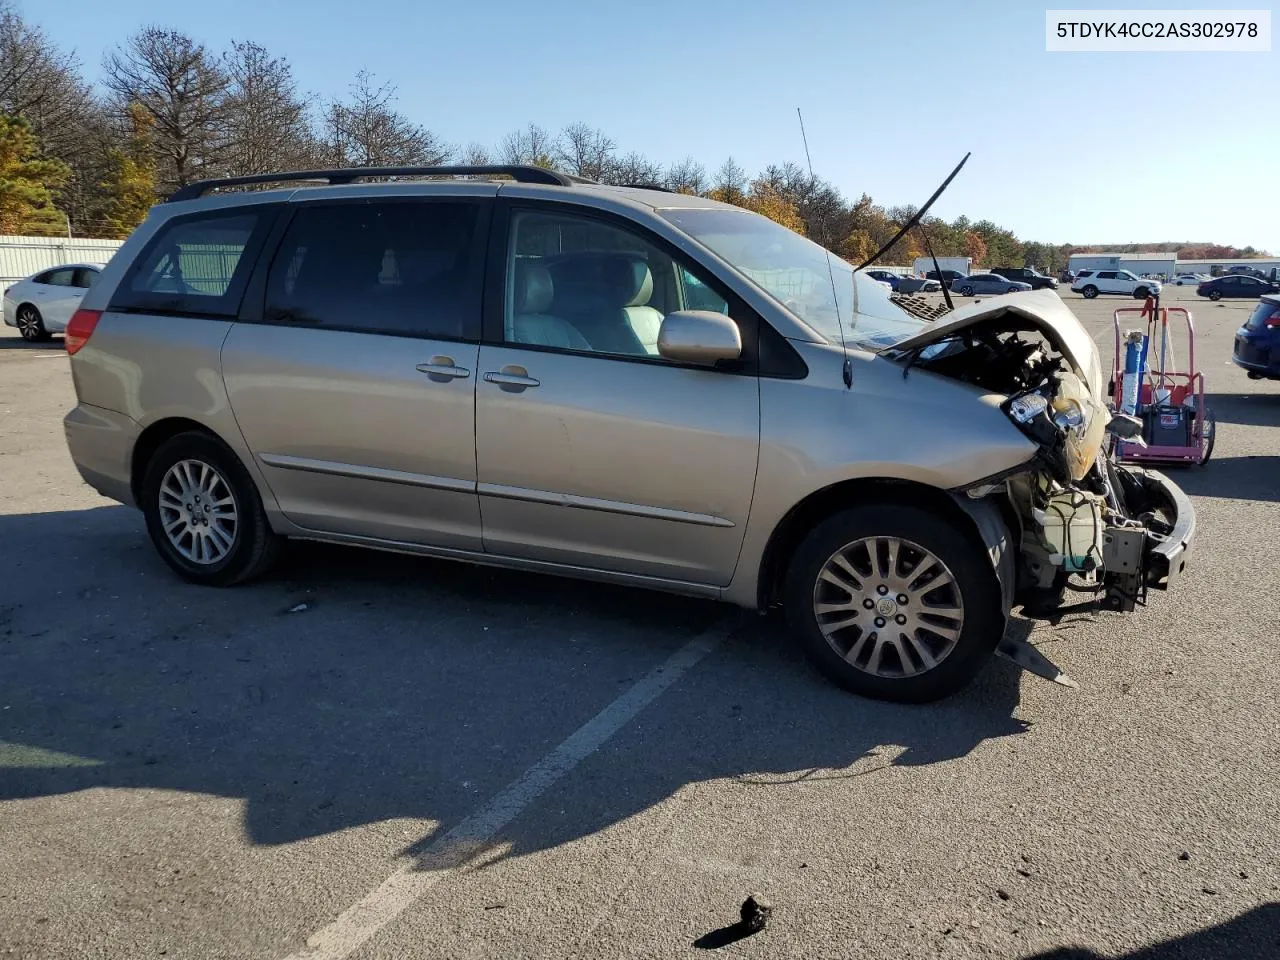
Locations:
166;165;578;202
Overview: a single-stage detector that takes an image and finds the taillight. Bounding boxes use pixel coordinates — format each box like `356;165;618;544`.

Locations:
1266;313;1280;328
64;309;101;355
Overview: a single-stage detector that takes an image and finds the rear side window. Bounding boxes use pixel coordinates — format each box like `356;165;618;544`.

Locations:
263;200;483;341
1245;301;1278;331
39;268;75;286
110;207;276;317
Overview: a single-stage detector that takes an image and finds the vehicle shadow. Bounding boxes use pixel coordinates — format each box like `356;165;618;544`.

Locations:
1171;455;1280;504
0;505;1030;869
1022;902;1280;959
1203;392;1280;428
0;334;62;351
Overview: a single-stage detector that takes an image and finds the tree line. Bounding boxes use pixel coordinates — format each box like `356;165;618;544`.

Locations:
1;3;1270;269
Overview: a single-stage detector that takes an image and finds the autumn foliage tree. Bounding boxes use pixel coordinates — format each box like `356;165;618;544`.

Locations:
0;113;69;234
99;102;156;238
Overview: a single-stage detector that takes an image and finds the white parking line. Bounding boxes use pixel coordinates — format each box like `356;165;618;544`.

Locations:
285;622;730;960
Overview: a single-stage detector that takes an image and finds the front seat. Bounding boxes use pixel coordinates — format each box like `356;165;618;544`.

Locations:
509;261;591;350
614;260;664;355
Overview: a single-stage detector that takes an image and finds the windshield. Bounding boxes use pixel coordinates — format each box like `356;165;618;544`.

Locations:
658;206;926;350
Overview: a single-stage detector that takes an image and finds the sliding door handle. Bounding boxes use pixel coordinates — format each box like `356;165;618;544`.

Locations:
483;369;540;390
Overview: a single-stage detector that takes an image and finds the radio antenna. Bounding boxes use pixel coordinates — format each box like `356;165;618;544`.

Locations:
797;107;852;388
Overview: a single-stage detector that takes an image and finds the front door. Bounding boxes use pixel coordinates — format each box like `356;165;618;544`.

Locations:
222;197;490;549
474;206;760;586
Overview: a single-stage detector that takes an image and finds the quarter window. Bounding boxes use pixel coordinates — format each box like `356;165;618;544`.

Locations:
110;207;274;318
264;201;482;340
504;210;733;359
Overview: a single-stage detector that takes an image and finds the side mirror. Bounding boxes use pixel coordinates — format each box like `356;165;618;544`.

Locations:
657;310;742;365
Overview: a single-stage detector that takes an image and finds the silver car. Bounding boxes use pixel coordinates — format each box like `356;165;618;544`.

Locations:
951;273;1033;297
61;165;1195;702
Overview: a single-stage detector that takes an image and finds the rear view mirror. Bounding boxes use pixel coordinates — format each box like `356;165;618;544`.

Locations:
657;310;742;365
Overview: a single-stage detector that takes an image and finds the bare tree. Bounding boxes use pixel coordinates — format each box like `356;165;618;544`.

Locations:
556;121;615;180
459;141;491;165
220;40;314;175
498;123;558;168
103;27;228;188
321;70;449;167
605;151;663;186
665;156;707;194
0;1;97;160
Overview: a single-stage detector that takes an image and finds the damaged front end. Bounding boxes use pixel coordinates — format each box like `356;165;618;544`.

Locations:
884;291;1196;615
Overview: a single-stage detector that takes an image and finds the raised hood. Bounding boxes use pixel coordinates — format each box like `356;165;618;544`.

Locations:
882;289;1104;400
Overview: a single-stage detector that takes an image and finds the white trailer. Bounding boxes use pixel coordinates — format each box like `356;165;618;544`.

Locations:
912;256;971;276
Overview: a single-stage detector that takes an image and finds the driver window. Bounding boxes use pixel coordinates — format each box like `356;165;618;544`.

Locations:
504;210;732;359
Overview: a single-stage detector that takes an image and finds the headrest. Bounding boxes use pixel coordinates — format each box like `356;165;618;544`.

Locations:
611;259;653;308
514;261;554;314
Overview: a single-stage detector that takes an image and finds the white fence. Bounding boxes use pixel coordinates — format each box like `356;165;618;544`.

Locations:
1;235;126;285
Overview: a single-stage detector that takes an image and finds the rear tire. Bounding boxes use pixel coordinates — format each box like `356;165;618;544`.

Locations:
15;304;50;342
1081;285;1098;299
959;284;974;297
783;504;1005;703
141;431;280;586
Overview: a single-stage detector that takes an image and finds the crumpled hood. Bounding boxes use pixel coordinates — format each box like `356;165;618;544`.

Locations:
881;289;1105;402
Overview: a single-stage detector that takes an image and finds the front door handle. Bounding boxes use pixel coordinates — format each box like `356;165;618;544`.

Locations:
416;357;470;382
483;366;540;391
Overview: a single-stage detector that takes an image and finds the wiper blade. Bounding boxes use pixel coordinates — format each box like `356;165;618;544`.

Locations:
854;152;971;272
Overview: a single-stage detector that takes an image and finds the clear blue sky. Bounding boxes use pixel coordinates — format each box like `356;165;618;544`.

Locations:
29;0;1280;251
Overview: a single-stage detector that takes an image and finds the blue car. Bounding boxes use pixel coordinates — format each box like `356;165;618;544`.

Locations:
1233;294;1280;380
865;269;900;291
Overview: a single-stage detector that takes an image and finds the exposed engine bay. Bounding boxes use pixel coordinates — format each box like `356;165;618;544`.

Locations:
887;315;1194;614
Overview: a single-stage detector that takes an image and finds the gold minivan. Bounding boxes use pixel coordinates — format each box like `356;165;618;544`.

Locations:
62;165;1195;701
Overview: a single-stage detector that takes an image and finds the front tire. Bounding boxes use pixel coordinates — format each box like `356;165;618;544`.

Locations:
15;304;50;341
1081;285;1098;299
141;431;280;586
1209;290;1222;301
1134;287;1150;299
784;504;1005;703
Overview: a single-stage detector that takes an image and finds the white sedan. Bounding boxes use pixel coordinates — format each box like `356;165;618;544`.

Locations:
1171;273;1207;286
2;263;105;342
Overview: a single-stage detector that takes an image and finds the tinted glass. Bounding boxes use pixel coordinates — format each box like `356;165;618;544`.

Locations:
131;214;258;298
1245;301;1278;331
1098;272;1117;279
42;268;75;286
504;210;733;359
72;268;97;289
265;201;479;340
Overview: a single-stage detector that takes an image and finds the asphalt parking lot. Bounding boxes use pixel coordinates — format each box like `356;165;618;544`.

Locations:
2;286;1278;960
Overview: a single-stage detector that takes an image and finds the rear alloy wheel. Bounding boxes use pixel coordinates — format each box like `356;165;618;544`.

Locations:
959;284;974;297
15;304;50;342
1081;285;1098;299
142;431;280;586
785;505;1004;702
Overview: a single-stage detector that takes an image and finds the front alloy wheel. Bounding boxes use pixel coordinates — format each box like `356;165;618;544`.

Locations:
811;536;964;679
785;504;1005;702
16;305;49;341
